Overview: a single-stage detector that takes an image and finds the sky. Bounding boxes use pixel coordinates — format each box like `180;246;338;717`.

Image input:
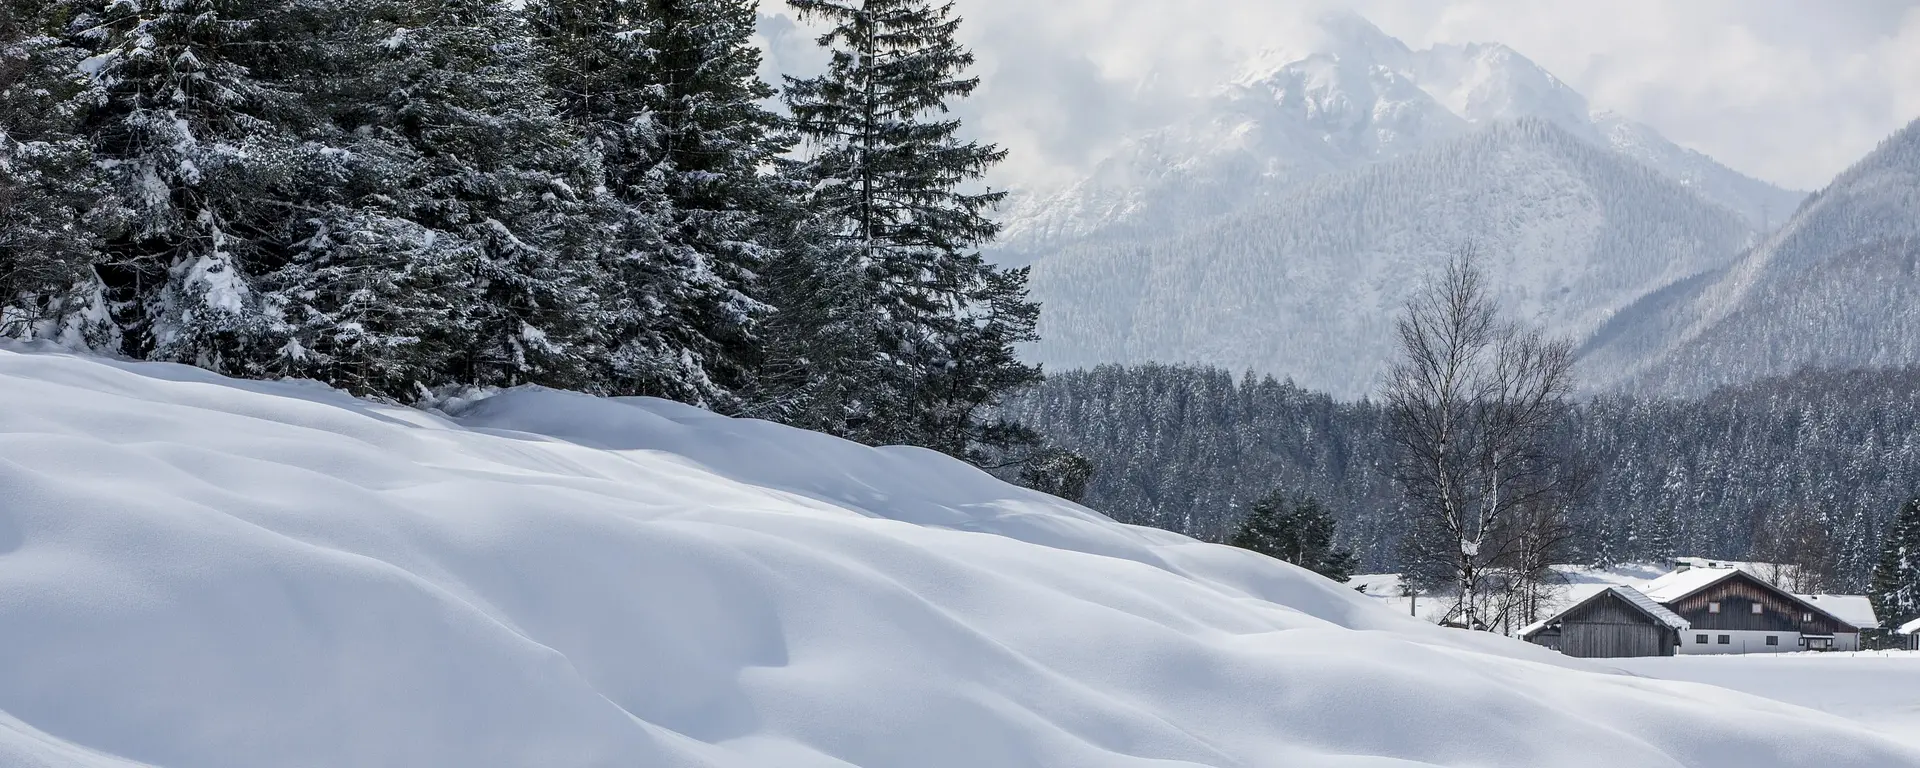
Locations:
758;0;1920;192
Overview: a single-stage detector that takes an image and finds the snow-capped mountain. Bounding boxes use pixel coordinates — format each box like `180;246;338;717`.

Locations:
1027;119;1756;398
994;13;1801;252
1583;117;1920;395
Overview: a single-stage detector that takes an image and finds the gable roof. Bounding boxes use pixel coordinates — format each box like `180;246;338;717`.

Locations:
1639;568;1860;632
1519;586;1689;639
1901;617;1920;636
1797;594;1879;630
1639;567;1741;603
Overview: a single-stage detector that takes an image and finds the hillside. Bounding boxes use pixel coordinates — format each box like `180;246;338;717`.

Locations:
1025;119;1756;397
2;344;1916;767
1586;117;1920;395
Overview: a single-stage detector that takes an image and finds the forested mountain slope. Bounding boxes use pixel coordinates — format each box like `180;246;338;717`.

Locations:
1026;119;1756;397
1586;117;1920;395
1002;364;1920;584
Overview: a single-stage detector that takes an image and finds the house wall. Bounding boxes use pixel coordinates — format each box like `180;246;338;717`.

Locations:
1679;629;1800;655
1549;592;1676;658
1666;573;1851;637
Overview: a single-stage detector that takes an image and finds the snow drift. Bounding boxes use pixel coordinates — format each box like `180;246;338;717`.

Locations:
0;344;1914;768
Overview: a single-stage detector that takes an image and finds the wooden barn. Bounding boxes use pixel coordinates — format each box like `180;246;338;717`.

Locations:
1520;587;1688;658
1640;568;1862;654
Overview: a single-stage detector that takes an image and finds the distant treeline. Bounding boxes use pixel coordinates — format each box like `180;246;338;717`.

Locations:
1001;364;1920;590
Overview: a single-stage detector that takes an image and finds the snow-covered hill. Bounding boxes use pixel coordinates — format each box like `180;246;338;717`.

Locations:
995;12;1800;251
1584;117;1920;395
2;345;1916;767
1026;119;1755;397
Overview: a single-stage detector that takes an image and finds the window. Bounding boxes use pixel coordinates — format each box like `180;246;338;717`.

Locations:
1766;636;1779;646
1752;603;1764;615
1803;612;1813;622
1696;634;1709;644
1708;601;1721;613
1718;635;1731;645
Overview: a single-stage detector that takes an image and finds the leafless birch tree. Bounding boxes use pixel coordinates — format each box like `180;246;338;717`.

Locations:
1386;246;1577;631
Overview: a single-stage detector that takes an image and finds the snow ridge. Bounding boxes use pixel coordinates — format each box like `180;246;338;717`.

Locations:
2;345;1917;767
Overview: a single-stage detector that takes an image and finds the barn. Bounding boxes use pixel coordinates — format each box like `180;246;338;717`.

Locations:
1520;587;1688;658
1640;568;1862;654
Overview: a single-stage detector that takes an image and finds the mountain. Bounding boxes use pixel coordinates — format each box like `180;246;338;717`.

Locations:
1027;119;1756;397
994;14;1801;254
5;344;1919;767
1583;117;1920;395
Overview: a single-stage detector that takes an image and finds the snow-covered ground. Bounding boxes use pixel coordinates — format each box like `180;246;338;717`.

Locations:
2;344;1917;767
1615;652;1920;751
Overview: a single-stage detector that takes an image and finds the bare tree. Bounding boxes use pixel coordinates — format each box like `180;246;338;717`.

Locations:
1386;246;1577;630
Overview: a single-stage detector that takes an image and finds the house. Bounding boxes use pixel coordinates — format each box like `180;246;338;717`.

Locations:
1519;587;1688;658
1796;594;1879;634
1641;568;1862;654
1901;618;1920;651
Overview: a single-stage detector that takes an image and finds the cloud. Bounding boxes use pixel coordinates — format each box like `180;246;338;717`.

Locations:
759;0;1920;191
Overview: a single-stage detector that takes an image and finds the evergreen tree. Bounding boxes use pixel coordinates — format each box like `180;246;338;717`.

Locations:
1229;491;1357;582
1869;497;1920;629
0;0;124;344
528;0;784;407
68;0;317;371
1017;448;1095;503
303;0;606;393
779;0;1041;460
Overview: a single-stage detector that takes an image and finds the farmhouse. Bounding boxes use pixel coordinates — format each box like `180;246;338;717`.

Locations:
1519;587;1688;658
1642;568;1862;654
1524;568;1867;657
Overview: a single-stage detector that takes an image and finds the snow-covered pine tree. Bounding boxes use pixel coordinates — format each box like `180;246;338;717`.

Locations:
1869;497;1920;629
780;0;1041;461
526;0;786;408
340;0;607;393
0;0;125;345
67;0;317;371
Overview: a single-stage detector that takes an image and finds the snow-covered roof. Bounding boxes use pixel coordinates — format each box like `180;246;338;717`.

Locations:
1899;617;1920;635
1796;595;1879;630
1639;567;1742;603
1523;586;1689;637
1609;587;1691;630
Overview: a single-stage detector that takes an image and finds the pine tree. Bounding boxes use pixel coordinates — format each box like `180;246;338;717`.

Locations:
1869;497;1920;629
321;0;606;393
779;0;1041;460
0;0;125;344
1229;491;1357;582
529;0;787;407
67;0;321;370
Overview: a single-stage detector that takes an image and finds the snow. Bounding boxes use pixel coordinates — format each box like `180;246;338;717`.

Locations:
1639;567;1744;603
1614;652;1920;752
1902;618;1920;636
2;344;1917;767
1800;595;1881;630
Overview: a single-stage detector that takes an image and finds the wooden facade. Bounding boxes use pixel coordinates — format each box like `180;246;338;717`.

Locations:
1523;590;1680;658
1664;570;1857;640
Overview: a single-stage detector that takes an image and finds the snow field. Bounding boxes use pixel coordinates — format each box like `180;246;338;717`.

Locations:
1;344;1917;767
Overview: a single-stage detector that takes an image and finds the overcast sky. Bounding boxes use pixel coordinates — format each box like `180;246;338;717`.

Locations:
760;1;1920;191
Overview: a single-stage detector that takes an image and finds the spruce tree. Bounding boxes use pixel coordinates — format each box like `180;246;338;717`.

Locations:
67;0;317;371
779;0;1041;460
1869;497;1920;629
330;0;607;393
0;0;125;344
527;0;785;407
1230;491;1357;582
